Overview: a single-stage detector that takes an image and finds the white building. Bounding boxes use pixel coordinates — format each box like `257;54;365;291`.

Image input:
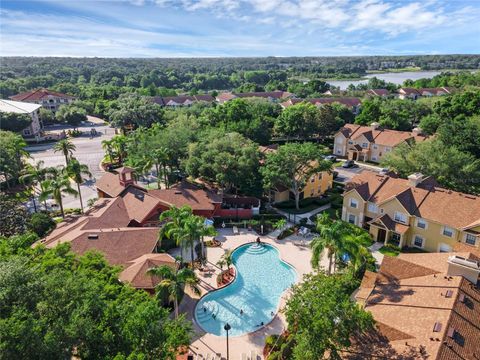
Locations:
0;99;43;137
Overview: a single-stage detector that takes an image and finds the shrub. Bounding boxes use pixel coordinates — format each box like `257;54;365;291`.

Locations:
278;227;294;240
28;212;56;237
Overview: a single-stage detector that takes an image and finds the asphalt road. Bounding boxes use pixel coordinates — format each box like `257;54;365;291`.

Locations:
26;122;115;210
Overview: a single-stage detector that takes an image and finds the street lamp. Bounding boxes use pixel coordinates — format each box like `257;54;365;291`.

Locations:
224;323;231;360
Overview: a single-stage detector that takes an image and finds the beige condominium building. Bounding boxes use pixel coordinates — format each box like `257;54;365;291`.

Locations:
333;123;429;163
342;171;480;253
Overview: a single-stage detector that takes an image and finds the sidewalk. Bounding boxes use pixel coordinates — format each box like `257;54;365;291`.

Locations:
273;204;331;225
368;242;384;267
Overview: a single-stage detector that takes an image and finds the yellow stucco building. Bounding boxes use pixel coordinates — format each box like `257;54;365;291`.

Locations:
342;171;480;253
270;170;333;203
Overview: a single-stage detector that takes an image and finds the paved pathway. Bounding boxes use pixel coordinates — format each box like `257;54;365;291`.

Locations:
273;203;331;225
368;242;385;267
180;228;328;360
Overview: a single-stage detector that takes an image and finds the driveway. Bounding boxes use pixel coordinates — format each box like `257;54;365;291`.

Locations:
26;121;116;210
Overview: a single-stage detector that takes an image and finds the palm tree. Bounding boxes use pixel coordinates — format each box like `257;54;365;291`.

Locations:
152;147;170;189
159;206;193;261
310;218;349;275
222;250;233;271
147;265;200;318
66;158;92;213
39;174;78;218
178;215;208;268
111;135;128;164
19;160;46;212
53;139;76;165
101;139;115;164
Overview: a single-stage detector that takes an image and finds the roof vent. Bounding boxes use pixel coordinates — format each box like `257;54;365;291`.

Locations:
433;322;442;332
88;234;99;240
447;326;455;338
407;173;424;187
174;191;182;195
445;290;453;298
459;294;465;303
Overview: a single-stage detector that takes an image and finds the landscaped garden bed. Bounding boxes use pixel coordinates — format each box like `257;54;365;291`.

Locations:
216;267;236;288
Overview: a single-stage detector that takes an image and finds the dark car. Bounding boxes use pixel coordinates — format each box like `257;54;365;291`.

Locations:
342;160;357;168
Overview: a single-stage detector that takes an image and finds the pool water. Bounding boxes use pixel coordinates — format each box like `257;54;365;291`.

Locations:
195;243;297;337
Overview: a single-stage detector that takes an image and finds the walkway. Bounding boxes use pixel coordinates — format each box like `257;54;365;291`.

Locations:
368;242;385;267
273;203;331;225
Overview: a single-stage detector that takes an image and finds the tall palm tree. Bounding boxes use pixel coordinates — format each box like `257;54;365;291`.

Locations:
39;174;78;218
178;215;214;267
199;222;217;261
66;158;92;213
19;160;46;212
111;135;128;164
310;219;350;275
152;147;170;189
101;139;115;164
147;265;200;318
53;139;76;165
159;206;193;261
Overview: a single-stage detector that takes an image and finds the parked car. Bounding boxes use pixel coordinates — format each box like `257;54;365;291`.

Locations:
324;155;337;162
379;168;390;175
342;160;357;168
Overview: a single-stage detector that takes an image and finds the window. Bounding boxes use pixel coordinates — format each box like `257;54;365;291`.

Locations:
373;144;378;150
413;235;424;248
394;211;407;224
336;149;342;154
371;156;377;161
348;214;356;225
310;176;315;183
465;234;477;246
348;140;354;145
385;147;391;152
442;226;454;237
310;189;314;196
416;218;427;229
23;129;30;135
391;232;401;244
349;199;358;209
367;202;378;213
362;142;368;148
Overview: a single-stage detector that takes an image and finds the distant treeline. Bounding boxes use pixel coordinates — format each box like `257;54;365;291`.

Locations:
1;55;479;98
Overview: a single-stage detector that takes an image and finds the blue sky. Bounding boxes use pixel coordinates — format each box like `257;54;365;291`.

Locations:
1;0;479;57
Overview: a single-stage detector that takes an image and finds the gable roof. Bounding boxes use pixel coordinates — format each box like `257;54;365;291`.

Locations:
352;252;480;360
367;89;390;96
337;124;429;147
95;172;127;197
281;97;361;109
151;94;214;106
0;99;42;114
346;171;480;230
148;181;222;211
10;88;75;102
119;253;176;289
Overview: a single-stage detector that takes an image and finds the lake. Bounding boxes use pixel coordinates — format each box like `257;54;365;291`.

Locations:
327;70;443;89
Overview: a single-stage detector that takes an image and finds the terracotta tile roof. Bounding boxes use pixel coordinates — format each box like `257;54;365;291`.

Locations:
95;172;127;197
10;88;75;102
353;252;480;359
122;187;160;224
370;214;410;235
398;87;421;96
216;92;238;102
346;171;480;230
148;181;222;211
119;253;176;289
367;89;390;96
69;228;159;266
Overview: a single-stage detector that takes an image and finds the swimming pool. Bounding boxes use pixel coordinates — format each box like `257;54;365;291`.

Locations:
195;243;297;337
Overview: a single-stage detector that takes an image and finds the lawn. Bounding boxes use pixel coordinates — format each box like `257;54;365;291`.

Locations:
379;245;400;257
280;203;322;214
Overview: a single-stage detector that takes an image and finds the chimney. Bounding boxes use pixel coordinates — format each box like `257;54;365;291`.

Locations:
370;122;380;130
447;255;480;284
408;173;424;187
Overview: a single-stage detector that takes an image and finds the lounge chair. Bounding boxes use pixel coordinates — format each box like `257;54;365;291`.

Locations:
233;226;239;235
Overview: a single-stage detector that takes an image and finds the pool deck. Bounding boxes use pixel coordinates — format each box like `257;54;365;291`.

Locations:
178;227;329;360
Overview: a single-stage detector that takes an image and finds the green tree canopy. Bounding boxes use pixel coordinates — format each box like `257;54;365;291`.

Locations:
381;139;480;194
261;142;332;209
0;130;28;189
107;93;164;129
0;112;32;133
55;104;88;129
0;238;192;359
284;271;373;360
184;131;261;195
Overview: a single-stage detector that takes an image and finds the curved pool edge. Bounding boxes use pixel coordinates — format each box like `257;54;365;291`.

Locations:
193;241;298;338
